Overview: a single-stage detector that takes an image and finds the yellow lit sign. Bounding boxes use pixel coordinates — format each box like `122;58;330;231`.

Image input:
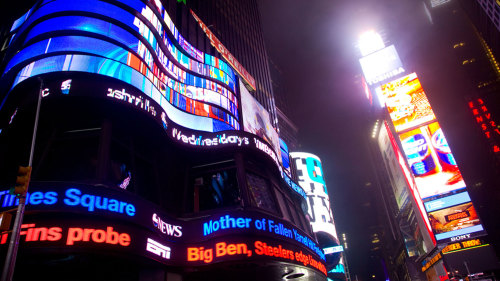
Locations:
441;239;488;254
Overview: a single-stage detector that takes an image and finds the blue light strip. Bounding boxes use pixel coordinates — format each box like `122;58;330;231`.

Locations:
424;192;471;212
435;225;484;241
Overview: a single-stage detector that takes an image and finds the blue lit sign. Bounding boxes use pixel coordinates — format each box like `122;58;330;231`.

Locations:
64;188;136;216
202;214;325;261
0;187;135;217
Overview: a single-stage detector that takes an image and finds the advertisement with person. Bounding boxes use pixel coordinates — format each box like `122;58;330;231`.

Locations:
240;80;281;162
399;122;465;200
377;73;436;132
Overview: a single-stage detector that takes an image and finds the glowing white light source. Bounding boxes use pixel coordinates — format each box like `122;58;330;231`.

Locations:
358;30;385;56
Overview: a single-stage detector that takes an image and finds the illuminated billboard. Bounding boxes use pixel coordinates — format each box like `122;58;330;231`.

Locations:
377;123;410;209
377;73;436;132
359;45;405;86
399;122;465;200
291;152;341;270
240;80;281;162
291;153;338;241
3;0;239;133
428;202;483;241
378;72;486;243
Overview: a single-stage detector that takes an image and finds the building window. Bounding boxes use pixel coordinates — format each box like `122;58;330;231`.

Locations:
247;172;277;213
191;168;240;212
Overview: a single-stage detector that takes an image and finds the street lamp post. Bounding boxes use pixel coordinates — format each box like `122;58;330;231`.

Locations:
1;79;43;281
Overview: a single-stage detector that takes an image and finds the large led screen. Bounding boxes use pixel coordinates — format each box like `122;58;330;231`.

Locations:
240;80;281;161
399;122;465;200
3;0;243;133
291;152;338;241
428;202;483;241
377;73;436;132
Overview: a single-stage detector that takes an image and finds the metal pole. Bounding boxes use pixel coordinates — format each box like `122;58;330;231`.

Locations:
464;261;471;280
1;79;43;281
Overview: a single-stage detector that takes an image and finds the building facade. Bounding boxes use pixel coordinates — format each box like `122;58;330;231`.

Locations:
0;0;326;280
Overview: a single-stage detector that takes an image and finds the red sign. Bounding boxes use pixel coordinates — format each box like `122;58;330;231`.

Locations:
468;98;500;156
191;10;257;91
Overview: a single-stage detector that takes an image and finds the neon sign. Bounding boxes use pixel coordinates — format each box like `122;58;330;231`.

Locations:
146;238;171;259
63;188;136;216
441;239;486;254
173;128;249;147
152;213;182;237
0;188;136;217
107;88;157;117
0;223;130;247
468;98;500;156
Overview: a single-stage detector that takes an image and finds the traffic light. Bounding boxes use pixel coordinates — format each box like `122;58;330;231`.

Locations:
9;166;32;196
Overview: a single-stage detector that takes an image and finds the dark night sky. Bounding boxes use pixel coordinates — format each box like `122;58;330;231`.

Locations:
257;0;421;280
258;0;499;280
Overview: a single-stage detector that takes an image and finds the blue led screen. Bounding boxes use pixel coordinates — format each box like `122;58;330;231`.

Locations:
13;54;236;132
7;33;238;120
2;0;246;132
19;0;236;92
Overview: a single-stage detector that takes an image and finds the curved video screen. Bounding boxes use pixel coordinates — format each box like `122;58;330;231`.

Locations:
30;0;236;91
12;54;236;132
4;0;242;132
7;34;238;120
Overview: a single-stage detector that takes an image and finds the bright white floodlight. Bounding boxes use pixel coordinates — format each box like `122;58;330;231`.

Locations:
358;30;385;57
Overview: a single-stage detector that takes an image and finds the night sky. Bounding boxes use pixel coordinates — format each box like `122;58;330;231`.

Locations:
258;0;500;280
257;0;422;280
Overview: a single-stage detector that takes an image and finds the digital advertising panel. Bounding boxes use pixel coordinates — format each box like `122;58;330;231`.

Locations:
290;153;338;240
2;0;240;133
291;152;341;270
240;80;281;163
280;138;292;177
399;122;465;200
359;45;405;86
427;202;483;241
377;72;486;243
377;73;436;132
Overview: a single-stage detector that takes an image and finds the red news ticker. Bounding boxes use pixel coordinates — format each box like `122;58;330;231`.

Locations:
0;224;130;246
187;240;326;275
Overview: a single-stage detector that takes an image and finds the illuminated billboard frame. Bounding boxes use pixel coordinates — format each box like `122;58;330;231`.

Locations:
378;73;486;243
